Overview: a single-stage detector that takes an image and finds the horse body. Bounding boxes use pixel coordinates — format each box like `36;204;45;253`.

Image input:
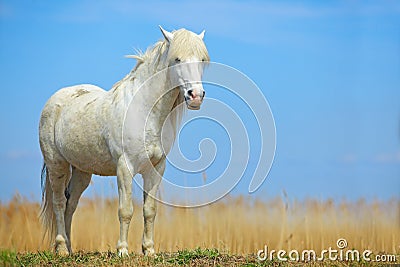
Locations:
40;85;115;176
39;26;209;256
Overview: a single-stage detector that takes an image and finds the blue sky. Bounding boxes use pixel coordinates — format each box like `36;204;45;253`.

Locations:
0;1;399;203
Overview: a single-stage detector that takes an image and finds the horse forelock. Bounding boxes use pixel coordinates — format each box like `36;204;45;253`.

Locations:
131;29;209;70
167;29;210;62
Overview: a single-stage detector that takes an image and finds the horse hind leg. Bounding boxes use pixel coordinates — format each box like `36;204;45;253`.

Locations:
64;167;92;254
46;162;71;256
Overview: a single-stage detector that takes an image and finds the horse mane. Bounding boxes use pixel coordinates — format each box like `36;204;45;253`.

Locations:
109;41;168;106
129;40;167;72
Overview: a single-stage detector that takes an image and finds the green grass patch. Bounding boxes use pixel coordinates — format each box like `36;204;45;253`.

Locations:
0;249;397;266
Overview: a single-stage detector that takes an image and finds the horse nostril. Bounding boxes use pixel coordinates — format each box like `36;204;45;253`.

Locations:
202;91;205;98
187;89;193;98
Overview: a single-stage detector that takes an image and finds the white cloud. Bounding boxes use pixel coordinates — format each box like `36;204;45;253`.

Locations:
51;0;400;46
341;153;358;163
49;1;327;45
340;151;400;164
10;0;396;46
374;151;400;164
2;150;39;160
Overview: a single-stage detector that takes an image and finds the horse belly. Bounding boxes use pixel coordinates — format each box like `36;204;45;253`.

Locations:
64;144;116;176
56;122;117;175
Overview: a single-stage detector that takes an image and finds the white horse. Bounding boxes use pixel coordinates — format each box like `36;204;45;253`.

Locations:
39;26;209;256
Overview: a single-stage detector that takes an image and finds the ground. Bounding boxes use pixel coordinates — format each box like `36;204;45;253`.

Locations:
0;248;395;266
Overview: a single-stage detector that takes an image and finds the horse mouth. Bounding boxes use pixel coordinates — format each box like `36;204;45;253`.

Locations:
185;97;201;110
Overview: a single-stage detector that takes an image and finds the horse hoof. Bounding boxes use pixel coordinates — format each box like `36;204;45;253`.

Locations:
143;247;155;256
56;247;70;256
118;247;129;257
117;241;129;257
55;235;70;256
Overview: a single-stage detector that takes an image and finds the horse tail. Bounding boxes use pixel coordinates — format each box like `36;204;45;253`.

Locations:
40;163;56;243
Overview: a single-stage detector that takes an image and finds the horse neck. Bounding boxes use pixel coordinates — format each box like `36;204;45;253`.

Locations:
146;75;181;131
110;59;183;135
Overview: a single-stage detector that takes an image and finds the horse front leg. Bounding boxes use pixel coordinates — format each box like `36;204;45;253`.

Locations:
141;160;165;256
116;157;134;257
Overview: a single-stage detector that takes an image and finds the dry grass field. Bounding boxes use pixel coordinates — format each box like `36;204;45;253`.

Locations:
0;193;399;265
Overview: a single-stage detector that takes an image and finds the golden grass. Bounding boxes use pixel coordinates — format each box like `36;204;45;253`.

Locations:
0;194;398;255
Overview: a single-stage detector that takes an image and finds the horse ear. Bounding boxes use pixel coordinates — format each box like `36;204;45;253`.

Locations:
159;25;173;43
198;30;205;40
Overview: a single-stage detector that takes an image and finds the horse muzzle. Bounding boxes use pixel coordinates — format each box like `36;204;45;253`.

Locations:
184;96;202;110
185;90;205;110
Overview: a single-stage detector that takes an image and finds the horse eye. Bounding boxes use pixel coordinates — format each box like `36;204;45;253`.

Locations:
175;58;181;63
202;59;205;62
